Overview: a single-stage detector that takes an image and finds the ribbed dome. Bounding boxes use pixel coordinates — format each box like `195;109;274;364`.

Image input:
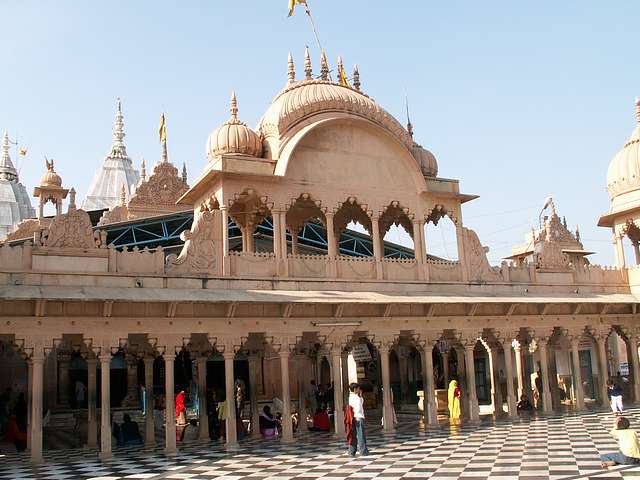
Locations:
207;92;262;160
411;143;438;177
606;99;640;199
40;165;63;187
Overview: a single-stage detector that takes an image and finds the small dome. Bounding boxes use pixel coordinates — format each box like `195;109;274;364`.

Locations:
207;92;262;160
40;159;63;187
606;98;640;199
411;143;438;177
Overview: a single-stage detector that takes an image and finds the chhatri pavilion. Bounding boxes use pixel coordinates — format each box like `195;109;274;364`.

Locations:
1;51;640;463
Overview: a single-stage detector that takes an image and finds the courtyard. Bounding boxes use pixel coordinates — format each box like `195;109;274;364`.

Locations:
3;408;640;480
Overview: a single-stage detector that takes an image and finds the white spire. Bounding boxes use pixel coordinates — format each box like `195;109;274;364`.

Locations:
0;132;18;181
109;98;129;160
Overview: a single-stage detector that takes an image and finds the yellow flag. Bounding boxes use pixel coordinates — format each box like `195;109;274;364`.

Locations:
338;63;350;87
288;0;307;17
19;148;27;156
158;113;166;143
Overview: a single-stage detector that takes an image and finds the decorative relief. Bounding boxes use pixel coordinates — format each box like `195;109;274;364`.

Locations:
42;205;106;249
462;227;501;282
128;161;189;210
166;209;218;273
534;240;570;270
4;218;46;242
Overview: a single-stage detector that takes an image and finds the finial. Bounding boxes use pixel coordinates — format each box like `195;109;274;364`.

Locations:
636;97;640;124
182;162;187;183
161;139;168;163
0;132;17;181
45;157;54;172
119;184;126;206
69;188;77;210
140;158;146;182
304;47;312;80
287;52;295;84
353;65;361;91
230;91;239;122
337;56;349;86
320;51;329;81
575;224;581;242
112;97;126;149
562;216;567;228
117;97;122;113
405;96;414;138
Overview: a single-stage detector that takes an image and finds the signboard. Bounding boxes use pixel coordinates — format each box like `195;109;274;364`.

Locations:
351;344;372;363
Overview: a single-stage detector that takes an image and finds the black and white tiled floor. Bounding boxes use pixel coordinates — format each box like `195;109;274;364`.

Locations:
4;408;640;479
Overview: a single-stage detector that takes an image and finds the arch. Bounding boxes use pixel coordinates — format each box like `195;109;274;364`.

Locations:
379;201;415;258
334;197;372;250
228;188;273;253
286;193;327;255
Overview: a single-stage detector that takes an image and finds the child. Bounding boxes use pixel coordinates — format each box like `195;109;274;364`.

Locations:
607;380;624;415
601;417;640;467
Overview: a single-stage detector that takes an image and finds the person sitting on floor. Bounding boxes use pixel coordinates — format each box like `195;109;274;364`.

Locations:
601;416;640;468
112;415;124;447
259;405;278;438
181;418;199;443
310;405;330;432
121;413;143;446
517;395;533;413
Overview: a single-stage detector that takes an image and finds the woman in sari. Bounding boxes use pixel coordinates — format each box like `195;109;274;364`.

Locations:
175;390;187;425
448;380;461;424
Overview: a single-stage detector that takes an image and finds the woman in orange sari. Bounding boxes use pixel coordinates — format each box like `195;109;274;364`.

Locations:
176;390;187;425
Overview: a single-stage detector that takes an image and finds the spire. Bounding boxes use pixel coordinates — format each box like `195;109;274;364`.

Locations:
353;65;360;91
161;139;168;163
0;132;17;181
119;183;126;206
320;51;329;81
182;162;187;183
304;46;312;80
562;216;567;228
405;97;414;139
230;91;239;123
68;187;77;210
110;98;128;159
140;158;146;182
287;52;295;85
575;224;581;243
636;97;640;124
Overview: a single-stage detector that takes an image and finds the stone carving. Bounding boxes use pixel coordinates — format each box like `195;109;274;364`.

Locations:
534;240;570;270
166;209;218;273
4;218;46;242
462;226;501;282
128;161;189;212
41;194;106;249
97;204;130;226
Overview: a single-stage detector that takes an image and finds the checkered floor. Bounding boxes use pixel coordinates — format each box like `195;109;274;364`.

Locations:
4;408;640;479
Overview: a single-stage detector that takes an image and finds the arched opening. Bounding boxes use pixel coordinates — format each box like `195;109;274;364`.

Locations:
286;193;327;255
228;189;272;254
379;202;415;259
334;197;373;257
426;211;459;261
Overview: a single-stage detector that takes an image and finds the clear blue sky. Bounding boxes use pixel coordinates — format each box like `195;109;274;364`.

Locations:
1;1;638;265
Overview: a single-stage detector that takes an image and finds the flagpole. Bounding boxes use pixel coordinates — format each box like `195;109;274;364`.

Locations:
303;2;333;81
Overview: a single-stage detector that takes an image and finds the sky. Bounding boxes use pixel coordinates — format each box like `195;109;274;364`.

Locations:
1;1;638;265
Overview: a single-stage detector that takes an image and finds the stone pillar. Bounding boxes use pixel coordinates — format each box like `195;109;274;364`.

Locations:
513;341;524;399
413;219;426;280
272;209;282;260
488;347;503;417
501;341;517;417
123;354;139;407
614;234;626;268
398;348;409;404
143;357;155;446
442;351;449;385
330;347;345;436
221;206;230;275
537;338;553;413
197;356;209;440
463;342;480;421
57;353;71;408
246;223;255;253
291;229;300;255
379;344;395;432
421;342;437;425
596;334;610;407
570;338;585;410
87;357;98;448
341;351;349;404
297;355;308;432
371;215;383;279
26;359;32;451
279;211;288;259
164;353;176;454
99;353;112;459
223;351;238;447
628;334;640;402
279;349;293;442
248;355;261;438
30;352;45;463
326;211;337;277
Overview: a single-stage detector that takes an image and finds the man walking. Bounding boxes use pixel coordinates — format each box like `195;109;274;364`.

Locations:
346;383;369;456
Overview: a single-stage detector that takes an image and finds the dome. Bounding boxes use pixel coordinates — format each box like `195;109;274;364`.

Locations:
607;99;640;199
207;92;262;160
411;143;438;177
40;164;62;187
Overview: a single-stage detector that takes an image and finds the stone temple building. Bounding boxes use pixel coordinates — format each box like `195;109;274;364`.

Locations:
1;52;640;463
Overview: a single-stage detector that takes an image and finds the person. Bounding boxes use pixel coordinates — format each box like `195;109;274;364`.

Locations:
112;415;124;447
533;371;543;409
448;380;461;424
307;380;319;417
4;414;27;452
346;383;369;457
75;380;86;409
121;413;143;446
259;405;278;438
235;380;245;419
517;394;533;413
176;390;187;425
310;405;330;432
601;416;640;467
218;398;227;438
608;379;624;415
181;418;199;443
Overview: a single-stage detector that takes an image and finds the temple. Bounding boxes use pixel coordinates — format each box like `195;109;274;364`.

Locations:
2;53;640;463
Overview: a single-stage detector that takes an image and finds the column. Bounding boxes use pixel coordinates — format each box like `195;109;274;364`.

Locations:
30;352;45;463
463;342;480;421
628;335;640;402
614;234;626;268
143;357;155;446
326;212;337;259
279;211;288;259
246;223;255;253
421;343;437;425
26;359;32;451
197;356;209;440
272;210;282;260
596;334;609;407
221;206;230;275
297;355;308;432
87;357;98;448
398;349;409;404
57;353;71;408
164;353;176;454
279;350;293;442
442;351;449;385
502;342;517;418
379;344;395;432
513;341;525;399
413;219;426;280
248;355;261;438
291;229;300;255
99;353;112;459
371;215;383;279
223;351;238;447
488;347;503;417
330;347;345;436
537;339;553;413
341;351;349;404
123;354;139;407
570;338;585;410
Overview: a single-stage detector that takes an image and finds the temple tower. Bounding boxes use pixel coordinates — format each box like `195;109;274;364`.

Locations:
0;132;35;239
